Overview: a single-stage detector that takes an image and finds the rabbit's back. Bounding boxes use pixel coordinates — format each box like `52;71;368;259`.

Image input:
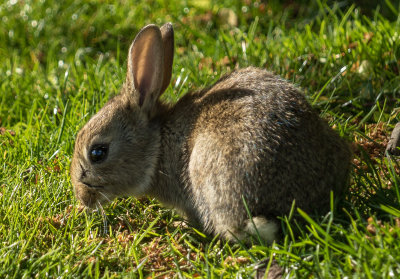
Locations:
158;67;351;232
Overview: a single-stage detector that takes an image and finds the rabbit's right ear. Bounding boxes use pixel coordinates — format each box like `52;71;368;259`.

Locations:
127;25;164;114
159;23;174;94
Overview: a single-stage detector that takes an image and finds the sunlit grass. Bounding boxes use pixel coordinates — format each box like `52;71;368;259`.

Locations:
1;0;400;277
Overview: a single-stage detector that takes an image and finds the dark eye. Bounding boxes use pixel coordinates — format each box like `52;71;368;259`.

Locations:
89;144;108;163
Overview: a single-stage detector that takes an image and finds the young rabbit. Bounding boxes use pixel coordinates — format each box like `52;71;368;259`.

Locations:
70;23;352;243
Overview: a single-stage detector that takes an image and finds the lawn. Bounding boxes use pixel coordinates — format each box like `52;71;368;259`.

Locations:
1;0;400;277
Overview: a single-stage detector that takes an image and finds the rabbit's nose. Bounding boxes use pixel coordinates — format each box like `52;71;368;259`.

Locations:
79;163;89;179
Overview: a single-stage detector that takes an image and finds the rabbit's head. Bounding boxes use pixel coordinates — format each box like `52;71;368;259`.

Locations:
70;23;174;207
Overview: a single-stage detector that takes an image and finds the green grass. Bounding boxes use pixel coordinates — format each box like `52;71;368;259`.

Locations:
1;0;400;277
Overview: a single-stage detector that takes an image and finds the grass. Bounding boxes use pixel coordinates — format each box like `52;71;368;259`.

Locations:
1;0;400;277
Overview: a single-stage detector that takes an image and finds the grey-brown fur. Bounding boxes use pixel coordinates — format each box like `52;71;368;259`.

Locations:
70;23;352;243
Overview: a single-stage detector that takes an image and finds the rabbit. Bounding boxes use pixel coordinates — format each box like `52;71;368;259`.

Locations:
70;23;352;244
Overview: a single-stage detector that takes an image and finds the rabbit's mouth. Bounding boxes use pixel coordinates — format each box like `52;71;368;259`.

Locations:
72;178;115;208
82;182;104;190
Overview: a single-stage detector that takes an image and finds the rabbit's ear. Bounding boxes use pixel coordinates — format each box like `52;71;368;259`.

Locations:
159;23;174;94
127;24;164;112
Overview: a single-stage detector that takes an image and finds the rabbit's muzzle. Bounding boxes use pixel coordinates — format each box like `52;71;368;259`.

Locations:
73;182;103;208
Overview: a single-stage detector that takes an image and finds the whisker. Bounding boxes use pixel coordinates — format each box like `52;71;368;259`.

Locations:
97;191;132;234
98;191;130;212
97;200;109;235
158;170;170;177
99;191;113;203
98;192;138;234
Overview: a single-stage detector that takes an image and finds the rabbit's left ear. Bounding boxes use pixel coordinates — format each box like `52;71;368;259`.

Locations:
127;24;164;113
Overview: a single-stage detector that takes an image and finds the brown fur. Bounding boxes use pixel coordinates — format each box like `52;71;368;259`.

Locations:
70;23;352;242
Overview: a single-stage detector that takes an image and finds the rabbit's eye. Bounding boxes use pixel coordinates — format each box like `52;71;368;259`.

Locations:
89;144;108;163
